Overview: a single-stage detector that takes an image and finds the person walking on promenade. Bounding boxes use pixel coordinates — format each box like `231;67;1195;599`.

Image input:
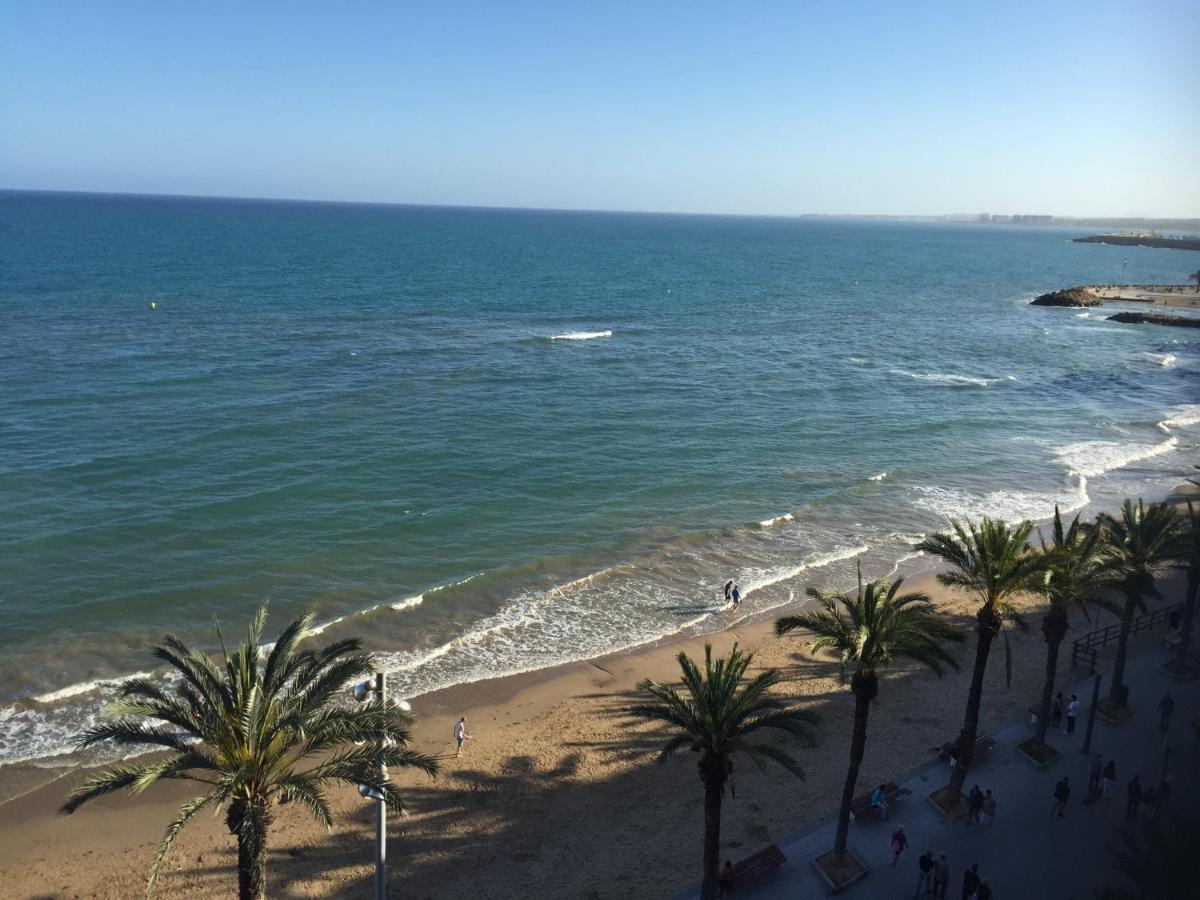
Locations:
966;784;984;825
1051;692;1064;729
1088;752;1103;796
1051;776;1070;818
932;852;950;899
890;825;909;869
980;789;996;825
915;850;934;896
1102;760;1117;798
454;716;472;757
961;863;980;900
1066;693;1079;734
976;878;993;900
1125;774;1142;820
1158;691;1175;731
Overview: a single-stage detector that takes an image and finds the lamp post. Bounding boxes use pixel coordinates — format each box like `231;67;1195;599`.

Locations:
352;673;410;900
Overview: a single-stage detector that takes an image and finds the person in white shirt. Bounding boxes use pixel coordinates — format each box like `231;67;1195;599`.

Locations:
454;716;472;757
1066;695;1079;734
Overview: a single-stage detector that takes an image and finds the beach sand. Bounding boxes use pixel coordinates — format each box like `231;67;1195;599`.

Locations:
0;489;1192;899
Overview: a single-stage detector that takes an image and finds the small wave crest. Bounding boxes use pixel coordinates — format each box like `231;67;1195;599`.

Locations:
1159;405;1200;431
548;330;612;341
758;513;795;528
868;472;887;482
1054;437;1179;479
914;474;1090;524
889;368;999;387
1137;352;1177;368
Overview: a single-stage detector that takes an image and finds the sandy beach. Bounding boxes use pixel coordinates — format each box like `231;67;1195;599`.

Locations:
0;488;1193;900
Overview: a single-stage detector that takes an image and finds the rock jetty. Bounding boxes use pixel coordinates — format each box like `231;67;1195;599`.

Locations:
1030;287;1101;307
1107;311;1200;329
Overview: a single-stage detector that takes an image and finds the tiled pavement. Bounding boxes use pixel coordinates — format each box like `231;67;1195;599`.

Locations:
677;639;1197;899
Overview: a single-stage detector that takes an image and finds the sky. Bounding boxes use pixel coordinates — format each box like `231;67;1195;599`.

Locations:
2;1;1198;217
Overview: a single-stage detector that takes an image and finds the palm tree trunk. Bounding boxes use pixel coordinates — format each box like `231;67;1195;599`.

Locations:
700;768;724;900
834;690;872;857
948;609;998;797
1107;592;1138;706
1175;568;1197;669
235;804;269;900
1035;616;1067;746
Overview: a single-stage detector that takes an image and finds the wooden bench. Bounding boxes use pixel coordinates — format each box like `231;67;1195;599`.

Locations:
727;843;786;891
939;733;997;768
850;780;902;823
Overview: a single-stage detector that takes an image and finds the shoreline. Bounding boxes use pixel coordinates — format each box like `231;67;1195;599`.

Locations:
0;483;1194;898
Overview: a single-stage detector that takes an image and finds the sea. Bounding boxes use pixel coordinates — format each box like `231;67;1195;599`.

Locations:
1;190;1197;768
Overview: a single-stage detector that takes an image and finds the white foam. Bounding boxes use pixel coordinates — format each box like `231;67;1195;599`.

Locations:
868;472;888;482
740;545;870;597
848;356;870;366
549;330;612;341
32;672;154;705
759;513;795;528
888;368;998;387
914;474;1090;525
1054;437;1179;479
1159;405;1200;431
1074;311;1092;318
390;594;424;612
1137;352;1177;368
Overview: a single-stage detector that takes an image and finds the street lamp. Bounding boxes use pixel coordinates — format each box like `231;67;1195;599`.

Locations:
351;673;410;900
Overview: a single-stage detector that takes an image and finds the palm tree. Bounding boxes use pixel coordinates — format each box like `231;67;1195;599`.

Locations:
630;643;817;900
775;572;960;862
1171;500;1199;671
917;517;1048;801
60;607;439;899
1096;499;1179;709
1029;507;1115;750
1189;270;1200;293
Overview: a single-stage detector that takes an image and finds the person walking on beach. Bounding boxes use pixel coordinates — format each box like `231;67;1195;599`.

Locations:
1102;760;1117;798
932;852;950;899
1066;694;1079;734
731;583;741;610
1158;691;1175;731
1051;692;1063;730
915;850;934;896
723;580;733;605
980;789;996;825
1051;776;1070;818
890;825;908;868
966;785;984;825
961;863;980;900
1125;774;1142;820
871;783;890;819
1088;752;1104;796
454;716;472;757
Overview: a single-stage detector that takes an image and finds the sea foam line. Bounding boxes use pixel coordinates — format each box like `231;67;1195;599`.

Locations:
549;330;612;341
1159;404;1200;432
888;368;998;387
759;513;795;528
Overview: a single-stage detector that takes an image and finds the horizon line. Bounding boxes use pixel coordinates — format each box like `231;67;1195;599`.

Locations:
2;186;1197;225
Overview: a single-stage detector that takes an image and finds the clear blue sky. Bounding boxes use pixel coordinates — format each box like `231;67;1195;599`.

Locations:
2;1;1197;217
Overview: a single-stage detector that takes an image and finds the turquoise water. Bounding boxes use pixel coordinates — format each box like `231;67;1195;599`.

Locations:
1;191;1197;765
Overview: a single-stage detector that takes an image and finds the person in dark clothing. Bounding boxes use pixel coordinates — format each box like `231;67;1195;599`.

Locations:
718;860;735;896
1126;774;1143;820
966;785;984;825
1159;692;1175;731
915;850;934;896
932;853;950;899
977;879;993;900
1088;752;1103;796
961;862;980;900
1051;692;1063;729
1051;776;1070;818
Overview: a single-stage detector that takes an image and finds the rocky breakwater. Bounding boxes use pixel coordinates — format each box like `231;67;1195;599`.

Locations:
1107;311;1200;329
1030;287;1102;307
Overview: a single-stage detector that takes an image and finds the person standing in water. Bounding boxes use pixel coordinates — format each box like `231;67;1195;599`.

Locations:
731;584;742;610
724;580;733;605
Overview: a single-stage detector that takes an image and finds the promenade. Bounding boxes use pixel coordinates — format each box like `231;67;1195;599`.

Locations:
688;637;1196;899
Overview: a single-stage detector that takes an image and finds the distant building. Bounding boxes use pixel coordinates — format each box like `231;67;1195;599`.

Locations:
991;214;1011;224
979;212;991;222
1012;214;1053;225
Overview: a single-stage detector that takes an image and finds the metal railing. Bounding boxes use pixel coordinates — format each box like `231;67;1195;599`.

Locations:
1070;602;1182;672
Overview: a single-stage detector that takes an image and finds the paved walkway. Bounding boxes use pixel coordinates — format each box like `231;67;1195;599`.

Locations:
682;640;1198;899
